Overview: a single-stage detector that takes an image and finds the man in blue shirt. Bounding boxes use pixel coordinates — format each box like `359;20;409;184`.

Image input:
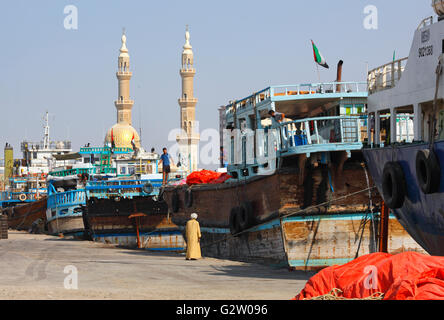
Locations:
159;147;173;185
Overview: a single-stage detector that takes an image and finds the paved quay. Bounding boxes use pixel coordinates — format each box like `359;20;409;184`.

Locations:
0;231;312;300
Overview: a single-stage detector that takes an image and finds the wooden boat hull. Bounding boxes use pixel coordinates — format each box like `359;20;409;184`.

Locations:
1;215;8;239
4;197;47;231
194;213;425;270
47;215;85;238
82;196;185;250
163;153;424;268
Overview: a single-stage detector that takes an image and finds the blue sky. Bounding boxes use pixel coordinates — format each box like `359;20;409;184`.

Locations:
0;0;435;160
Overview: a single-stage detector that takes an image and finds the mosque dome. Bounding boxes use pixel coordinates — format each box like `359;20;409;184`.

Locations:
104;122;141;149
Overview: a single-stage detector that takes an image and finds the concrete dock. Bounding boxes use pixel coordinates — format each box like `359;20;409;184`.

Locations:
0;231;311;300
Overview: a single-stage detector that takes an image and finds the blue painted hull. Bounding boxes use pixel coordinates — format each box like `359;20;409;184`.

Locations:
363;141;444;256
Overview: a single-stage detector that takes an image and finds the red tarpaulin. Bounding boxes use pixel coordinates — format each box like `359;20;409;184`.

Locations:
294;252;444;300
186;170;231;185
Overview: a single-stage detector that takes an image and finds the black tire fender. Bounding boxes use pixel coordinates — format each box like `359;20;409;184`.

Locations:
171;190;179;213
416;149;441;194
229;207;240;235
185;188;193;208
382;161;407;209
157;187;165;202
237;202;253;231
142;182;154;194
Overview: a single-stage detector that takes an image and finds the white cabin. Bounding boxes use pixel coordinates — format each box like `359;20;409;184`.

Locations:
367;7;444;146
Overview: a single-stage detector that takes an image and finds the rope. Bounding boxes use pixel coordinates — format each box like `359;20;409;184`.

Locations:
430;57;443;150
354;164;376;259
304;288;384;300
200;185;376;250
304;165;332;270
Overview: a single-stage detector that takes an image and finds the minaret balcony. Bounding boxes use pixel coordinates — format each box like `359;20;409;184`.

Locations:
116;71;133;79
114;99;135;106
178;97;198;105
180;68;196;74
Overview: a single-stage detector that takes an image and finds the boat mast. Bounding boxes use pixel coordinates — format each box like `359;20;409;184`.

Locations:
43;111;50;150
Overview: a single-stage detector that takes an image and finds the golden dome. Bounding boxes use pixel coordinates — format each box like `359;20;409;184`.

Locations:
105;122;141;149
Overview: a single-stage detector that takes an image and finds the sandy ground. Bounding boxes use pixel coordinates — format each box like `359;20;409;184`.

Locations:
0;231;312;300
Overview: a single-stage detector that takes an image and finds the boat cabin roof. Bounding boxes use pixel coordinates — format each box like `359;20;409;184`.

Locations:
223;81;367;128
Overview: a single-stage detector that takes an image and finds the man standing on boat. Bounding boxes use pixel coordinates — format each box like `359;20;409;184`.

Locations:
159;147;173;185
269;110;285;125
185;213;202;260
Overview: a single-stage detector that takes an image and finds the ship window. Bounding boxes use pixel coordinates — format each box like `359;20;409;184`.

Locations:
239;119;247;131
230;137;234;164
120;167;126;175
355;104;365;114
342;104;353;115
379;111;391;145
439;111;444;141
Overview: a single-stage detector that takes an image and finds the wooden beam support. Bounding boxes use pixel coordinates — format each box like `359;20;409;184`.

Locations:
379;201;389;253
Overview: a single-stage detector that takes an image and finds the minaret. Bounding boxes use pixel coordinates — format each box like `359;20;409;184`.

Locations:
177;26;199;172
105;31;140;149
115;30;134;125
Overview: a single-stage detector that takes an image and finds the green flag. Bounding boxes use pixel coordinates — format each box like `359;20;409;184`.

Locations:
311;40;329;69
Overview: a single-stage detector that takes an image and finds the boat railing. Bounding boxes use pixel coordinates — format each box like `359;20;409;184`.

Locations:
417;16;433;30
271;81;367;97
277;115;364;153
368;57;408;94
79;147;133;154
226;82;367;115
21;140;71;151
50;167;93;177
86;179;162;197
49;167;117;177
226;87;271;114
0;191;44;202
47;189;86;208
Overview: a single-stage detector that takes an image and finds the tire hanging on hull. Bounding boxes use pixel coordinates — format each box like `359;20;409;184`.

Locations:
229;202;254;235
416;149;441;194
185;188;193;208
171;190;179;213
382;161;406;209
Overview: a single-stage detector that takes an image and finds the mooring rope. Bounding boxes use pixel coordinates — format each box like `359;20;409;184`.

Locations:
304;288;384;300
200;185;377;250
